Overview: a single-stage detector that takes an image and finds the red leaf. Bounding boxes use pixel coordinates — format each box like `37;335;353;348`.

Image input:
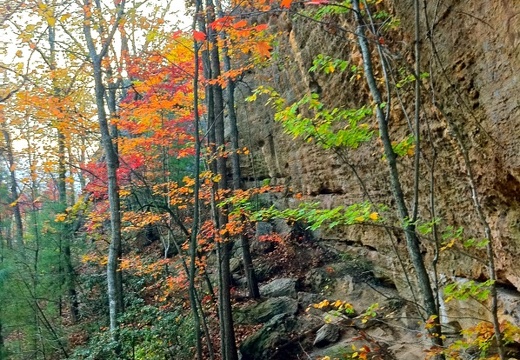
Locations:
255;24;268;32
193;30;206;41
209;16;233;31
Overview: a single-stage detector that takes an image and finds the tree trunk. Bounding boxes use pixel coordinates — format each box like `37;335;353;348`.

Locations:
214;0;260;300
82;0;126;338
205;1;238;358
49;17;80;324
189;3;204;358
352;0;443;348
1;129;24;248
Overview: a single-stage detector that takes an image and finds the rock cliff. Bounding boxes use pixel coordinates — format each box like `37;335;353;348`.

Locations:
235;0;520;327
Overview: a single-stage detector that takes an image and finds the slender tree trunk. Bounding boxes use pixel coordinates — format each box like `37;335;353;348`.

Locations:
1;129;24;248
105;64;125;315
204;1;238;358
95;56;124;334
352;0;443;348
48;17;80;324
421;2;504;357
82;0;126;339
214;0;260;299
189;3;204;358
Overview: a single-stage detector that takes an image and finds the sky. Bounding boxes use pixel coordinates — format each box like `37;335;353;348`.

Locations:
171;1;191;30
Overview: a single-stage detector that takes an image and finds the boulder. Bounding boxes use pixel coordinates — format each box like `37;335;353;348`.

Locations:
239;314;298;360
297;291;322;309
240;313;322;360
254;259;279;282
234;296;298;325
260;278;297;298
313;323;340;347
303;267;333;292
230;257;242;273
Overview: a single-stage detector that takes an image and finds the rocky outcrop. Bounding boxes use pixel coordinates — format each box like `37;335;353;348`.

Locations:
234;297;298;325
313;324;340;348
235;0;520;328
259;278;297;298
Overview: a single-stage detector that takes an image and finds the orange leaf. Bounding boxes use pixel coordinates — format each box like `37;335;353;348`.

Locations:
255;24;268;32
280;0;293;8
256;41;272;58
210;16;233;30
232;19;248;29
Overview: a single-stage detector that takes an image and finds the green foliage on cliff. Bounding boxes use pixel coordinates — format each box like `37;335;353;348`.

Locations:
247;86;374;150
251;201;380;231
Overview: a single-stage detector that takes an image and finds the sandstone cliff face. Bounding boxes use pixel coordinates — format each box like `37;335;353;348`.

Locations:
235;1;520;325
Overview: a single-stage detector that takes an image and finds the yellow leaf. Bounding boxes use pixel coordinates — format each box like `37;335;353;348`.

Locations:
15;50;23;58
440;238;456;251
55;213;67;222
119;189;131;197
369;212;379;221
46;15;56;27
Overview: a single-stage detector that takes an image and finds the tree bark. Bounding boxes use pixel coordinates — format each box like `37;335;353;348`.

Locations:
352;0;443;348
214;0;260;300
1;129;24;248
82;0;126;338
205;1;238;359
48;15;80;324
189;3;204;358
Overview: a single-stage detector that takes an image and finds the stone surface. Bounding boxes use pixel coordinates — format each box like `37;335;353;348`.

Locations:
240;313;322;360
239;314;297;360
234;296;298;325
313;323;340;348
253;258;278;282
297;291;322;309
303;268;332;293
259;277;297;298
229;257;242;274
